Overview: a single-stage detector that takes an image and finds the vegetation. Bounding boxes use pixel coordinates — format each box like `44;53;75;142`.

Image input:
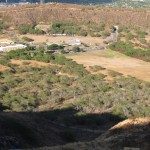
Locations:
18;24;45;35
72;46;81;52
49;21;106;37
102;31;110;38
22;36;34;42
47;44;64;50
0;21;9;33
0;48;149;120
89;65;105;72
109;41;150;62
0;3;150;149
49;21;80;35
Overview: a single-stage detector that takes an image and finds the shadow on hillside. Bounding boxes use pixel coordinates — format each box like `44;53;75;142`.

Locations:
0;105;124;149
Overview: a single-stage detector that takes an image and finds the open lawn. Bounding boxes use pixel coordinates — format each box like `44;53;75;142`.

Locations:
68;50;150;82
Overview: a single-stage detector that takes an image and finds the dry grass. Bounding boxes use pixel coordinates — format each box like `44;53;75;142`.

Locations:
10;59;50;67
67;50;150;82
19;34;105;46
0;64;9;71
110;117;150;130
1;3;150;28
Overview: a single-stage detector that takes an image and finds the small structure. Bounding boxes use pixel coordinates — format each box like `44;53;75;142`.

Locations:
67;39;81;46
112;25;119;42
49;34;74;37
104;25;119;44
0;44;26;52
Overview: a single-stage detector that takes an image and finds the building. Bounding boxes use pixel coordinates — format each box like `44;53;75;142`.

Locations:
0;44;26;52
66;39;81;46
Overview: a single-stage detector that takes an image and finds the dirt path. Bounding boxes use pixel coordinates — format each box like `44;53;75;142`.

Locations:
68;50;150;82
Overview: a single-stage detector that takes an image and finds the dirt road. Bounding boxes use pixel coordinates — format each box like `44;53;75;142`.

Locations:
68;50;150;82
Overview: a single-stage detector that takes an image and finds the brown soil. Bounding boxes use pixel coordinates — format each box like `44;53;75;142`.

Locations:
0;64;8;71
68;50;150;82
10;59;50;67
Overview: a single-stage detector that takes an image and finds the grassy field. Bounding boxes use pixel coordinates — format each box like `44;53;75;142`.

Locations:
68;50;150;82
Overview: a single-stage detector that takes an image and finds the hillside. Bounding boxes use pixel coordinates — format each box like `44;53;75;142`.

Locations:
0;2;150;150
37;117;150;150
0;46;149;149
0;3;150;28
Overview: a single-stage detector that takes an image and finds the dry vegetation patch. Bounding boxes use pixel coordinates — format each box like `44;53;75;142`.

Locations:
68;50;150;82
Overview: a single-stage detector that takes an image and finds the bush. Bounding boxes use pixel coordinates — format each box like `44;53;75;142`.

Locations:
18;24;33;34
109;41;150;61
89;65;105;72
47;44;64;50
0;21;9;32
139;38;147;44
126;33;134;40
72;46;81;52
98;23;105;31
102;31;110;37
22;61;31;65
49;21;79;35
135;28;148;38
18;24;45;35
0;57;10;66
108;70;123;77
22;36;34;42
78;30;88;36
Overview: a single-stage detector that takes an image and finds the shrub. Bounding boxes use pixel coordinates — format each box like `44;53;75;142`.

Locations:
135;28;148;38
0;21;9;32
22;36;34;42
98;23;105;31
18;24;33;34
22;61;31;65
108;70;123;77
102;31;110;37
18;24;45;35
47;44;64;50
49;21;79;35
109;41;150;61
89;65;105;72
78;30;88;36
126;33;134;40
0;57;10;66
139;38;147;44
72;46;81;52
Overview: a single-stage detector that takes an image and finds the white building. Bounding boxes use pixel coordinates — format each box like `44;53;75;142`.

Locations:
0;44;26;52
67;39;81;46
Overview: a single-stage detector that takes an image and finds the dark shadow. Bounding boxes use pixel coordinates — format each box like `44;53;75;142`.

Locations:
0;106;124;149
0;103;10;112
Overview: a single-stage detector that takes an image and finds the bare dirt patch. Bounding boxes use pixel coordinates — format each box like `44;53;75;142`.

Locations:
19;34;105;46
10;59;50;67
0;64;8;71
68;50;150;82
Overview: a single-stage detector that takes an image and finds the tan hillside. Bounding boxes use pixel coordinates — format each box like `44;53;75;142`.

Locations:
1;3;150;28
